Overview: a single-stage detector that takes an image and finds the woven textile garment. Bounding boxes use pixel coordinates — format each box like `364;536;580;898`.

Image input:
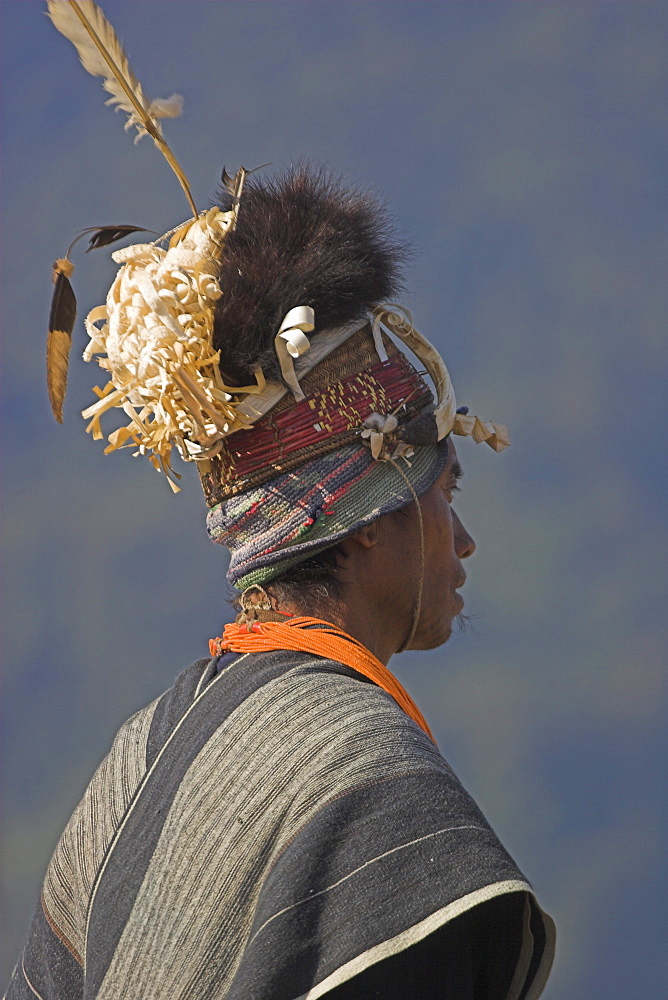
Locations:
7;651;555;1000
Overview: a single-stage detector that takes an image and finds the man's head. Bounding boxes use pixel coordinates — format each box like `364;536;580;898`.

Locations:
200;168;505;604
265;441;475;663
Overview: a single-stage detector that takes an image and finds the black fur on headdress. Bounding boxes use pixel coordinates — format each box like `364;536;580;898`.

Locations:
212;164;410;386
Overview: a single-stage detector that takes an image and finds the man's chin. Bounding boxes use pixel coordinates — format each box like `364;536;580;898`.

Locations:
404;608;478;651
405;619;454;652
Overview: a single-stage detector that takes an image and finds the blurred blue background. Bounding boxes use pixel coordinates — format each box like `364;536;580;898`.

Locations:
2;2;666;995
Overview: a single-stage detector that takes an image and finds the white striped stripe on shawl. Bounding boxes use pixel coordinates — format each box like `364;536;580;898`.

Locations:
41;699;159;963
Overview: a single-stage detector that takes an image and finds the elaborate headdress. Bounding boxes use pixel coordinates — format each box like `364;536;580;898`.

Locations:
46;0;508;594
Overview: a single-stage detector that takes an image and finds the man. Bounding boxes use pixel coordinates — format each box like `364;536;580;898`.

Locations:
7;165;554;1000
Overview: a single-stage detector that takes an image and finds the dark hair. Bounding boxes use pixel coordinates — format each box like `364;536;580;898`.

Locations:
265;544;344;615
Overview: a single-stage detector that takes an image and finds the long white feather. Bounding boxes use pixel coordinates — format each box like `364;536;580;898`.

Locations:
46;0;196;215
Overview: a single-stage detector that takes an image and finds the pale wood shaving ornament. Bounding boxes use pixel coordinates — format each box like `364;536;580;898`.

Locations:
372;306;509;453
81;208;268;491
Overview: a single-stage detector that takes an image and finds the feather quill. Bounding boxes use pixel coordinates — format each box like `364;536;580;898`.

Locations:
47;258;77;423
46;0;196;217
46;225;149;422
84;224;153;251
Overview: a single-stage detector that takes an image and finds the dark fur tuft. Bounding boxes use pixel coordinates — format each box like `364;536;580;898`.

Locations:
212;165;410;385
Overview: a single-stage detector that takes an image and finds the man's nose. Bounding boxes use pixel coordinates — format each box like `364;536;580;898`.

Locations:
452;508;476;558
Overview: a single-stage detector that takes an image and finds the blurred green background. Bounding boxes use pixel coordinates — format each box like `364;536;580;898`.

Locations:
2;2;666;995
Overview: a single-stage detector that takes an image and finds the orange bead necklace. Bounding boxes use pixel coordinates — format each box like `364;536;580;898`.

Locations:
210;617;435;743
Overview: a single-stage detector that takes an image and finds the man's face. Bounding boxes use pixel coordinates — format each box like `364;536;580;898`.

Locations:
383;441;475;650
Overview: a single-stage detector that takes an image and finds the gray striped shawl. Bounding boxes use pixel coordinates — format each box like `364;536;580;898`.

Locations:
7;651;555;999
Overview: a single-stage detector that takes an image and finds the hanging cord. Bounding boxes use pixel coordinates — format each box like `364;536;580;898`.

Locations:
387;457;425;653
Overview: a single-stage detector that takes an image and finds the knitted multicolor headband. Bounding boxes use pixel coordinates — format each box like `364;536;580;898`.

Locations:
46;1;508;587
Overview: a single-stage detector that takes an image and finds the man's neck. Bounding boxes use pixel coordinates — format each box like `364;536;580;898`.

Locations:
279;596;405;666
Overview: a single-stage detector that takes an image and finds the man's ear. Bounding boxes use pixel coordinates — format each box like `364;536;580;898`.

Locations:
340;521;379;552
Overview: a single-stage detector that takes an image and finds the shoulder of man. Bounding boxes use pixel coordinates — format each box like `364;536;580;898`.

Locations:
188;650;459;806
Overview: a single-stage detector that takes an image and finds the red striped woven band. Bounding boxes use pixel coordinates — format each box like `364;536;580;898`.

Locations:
220;353;430;480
